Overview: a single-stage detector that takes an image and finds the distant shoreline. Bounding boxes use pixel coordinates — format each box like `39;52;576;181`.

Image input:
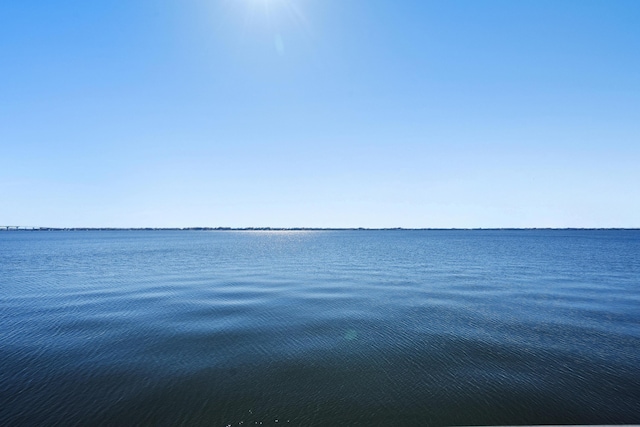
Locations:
2;227;639;232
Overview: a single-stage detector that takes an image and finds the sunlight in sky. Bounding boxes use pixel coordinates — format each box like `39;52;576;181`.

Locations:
232;0;305;25
222;0;310;55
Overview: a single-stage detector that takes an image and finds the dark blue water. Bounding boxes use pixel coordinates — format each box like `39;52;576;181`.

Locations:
1;230;639;426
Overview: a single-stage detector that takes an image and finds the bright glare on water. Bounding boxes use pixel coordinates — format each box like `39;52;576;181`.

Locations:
1;230;639;425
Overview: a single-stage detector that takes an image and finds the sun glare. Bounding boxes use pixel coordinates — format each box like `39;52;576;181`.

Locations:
234;0;309;32
228;0;311;55
238;0;291;17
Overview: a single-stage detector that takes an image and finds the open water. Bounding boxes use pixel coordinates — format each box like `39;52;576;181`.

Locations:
1;230;639;426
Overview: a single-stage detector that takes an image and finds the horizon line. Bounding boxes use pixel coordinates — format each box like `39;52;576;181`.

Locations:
2;227;639;231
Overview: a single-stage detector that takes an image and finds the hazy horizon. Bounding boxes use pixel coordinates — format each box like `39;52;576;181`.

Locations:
2;0;639;229
2;226;639;231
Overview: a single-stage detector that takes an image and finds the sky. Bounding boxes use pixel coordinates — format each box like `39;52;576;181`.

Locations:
1;0;639;228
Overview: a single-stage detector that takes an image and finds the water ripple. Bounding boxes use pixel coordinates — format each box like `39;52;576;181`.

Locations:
1;230;639;425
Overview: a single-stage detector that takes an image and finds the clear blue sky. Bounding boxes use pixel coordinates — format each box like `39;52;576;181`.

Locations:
1;0;639;228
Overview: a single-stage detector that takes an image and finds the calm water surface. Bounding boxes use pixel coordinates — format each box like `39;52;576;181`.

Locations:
1;230;639;426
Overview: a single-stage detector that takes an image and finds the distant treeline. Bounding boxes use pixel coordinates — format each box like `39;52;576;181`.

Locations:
1;227;637;231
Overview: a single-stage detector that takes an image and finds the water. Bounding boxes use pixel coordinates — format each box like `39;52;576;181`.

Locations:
1;230;639;426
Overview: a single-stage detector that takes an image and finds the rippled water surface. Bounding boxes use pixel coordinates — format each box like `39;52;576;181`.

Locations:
1;230;639;426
